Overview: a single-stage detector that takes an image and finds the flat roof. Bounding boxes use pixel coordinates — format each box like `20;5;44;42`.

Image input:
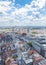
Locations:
24;59;33;64
37;40;46;44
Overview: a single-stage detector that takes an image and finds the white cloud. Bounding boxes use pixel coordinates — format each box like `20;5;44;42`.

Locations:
31;0;46;9
0;1;11;12
37;0;46;8
0;0;46;26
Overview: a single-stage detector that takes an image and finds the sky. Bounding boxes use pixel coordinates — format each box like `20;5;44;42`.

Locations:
0;0;46;27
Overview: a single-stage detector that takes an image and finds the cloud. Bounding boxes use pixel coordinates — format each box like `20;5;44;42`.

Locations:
0;1;11;12
0;0;46;26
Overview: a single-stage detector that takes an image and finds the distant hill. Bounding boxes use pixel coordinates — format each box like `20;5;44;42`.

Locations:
0;26;46;29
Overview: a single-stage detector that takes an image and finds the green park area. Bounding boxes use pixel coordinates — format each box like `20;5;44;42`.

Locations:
32;32;38;34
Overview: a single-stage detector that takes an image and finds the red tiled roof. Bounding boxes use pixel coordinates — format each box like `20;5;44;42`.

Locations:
11;64;18;65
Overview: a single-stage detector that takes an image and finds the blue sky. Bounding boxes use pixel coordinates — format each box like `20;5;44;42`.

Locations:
0;0;46;27
15;0;32;6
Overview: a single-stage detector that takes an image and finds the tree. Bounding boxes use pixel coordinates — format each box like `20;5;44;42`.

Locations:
27;42;32;47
